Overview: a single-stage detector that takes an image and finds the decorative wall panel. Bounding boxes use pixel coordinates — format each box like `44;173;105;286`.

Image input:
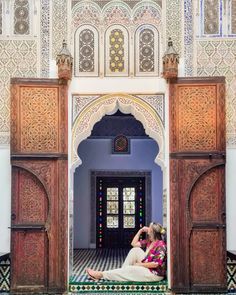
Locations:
75;25;99;76
14;0;30;35
166;0;181;56
0;40;37;145
105;26;128;76
184;0;194;76
52;0;68;59
231;0;236;34
72;94;164;125
197;40;236;147
72;1;162;77
40;0;50;77
203;0;220;35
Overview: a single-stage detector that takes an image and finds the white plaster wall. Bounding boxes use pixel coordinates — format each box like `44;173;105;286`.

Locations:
226;148;236;251
69;77;167;94
0;147;11;253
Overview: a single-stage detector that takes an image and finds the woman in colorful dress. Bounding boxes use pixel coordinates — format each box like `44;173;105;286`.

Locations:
86;222;167;282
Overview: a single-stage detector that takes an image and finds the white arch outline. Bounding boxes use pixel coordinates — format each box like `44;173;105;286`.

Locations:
71;93;165;173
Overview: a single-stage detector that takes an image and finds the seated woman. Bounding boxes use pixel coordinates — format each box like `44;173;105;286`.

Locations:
86;222;167;282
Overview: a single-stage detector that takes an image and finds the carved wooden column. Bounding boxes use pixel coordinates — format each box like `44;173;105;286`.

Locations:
10;78;68;294
169;77;227;293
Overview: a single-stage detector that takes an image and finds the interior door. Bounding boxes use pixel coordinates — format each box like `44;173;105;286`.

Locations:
169;77;227;293
97;177;145;248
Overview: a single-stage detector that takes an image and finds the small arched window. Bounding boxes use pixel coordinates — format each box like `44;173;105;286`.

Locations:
105;25;129;76
201;0;221;36
14;0;30;35
75;25;99;76
135;25;159;76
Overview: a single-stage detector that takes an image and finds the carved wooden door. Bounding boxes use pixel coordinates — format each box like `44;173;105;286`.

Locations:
169;78;227;293
10;79;68;294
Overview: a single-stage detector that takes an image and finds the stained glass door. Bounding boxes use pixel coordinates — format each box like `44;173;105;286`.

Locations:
96;177;145;248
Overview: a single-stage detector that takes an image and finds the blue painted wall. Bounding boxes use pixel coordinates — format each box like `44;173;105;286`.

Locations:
73;138;163;248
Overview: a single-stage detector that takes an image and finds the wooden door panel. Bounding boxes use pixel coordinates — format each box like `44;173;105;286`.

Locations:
190;229;226;288
12;167;48;224
11;231;48;290
169;78;226;293
190;165;225;224
10;79;68;294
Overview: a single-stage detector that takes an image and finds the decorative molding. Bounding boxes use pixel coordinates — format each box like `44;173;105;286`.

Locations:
184;0;194;76
71;93;165;171
40;0;50;77
52;0;68;59
166;0;182;56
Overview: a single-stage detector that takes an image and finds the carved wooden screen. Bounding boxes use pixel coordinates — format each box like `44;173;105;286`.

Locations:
169;77;226;293
10;78;68;294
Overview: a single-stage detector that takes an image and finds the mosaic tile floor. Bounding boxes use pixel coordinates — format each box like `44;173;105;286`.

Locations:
70;249;168;293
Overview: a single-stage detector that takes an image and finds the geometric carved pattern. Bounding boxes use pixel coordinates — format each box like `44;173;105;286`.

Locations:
18;169;48;223
0;254;10;292
166;0;181;56
109;28;124;73
52;0;68;59
227;254;236;292
75;25;99;76
105;25;128;76
178;86;217;151
72;1;162;77
14;0;30;35
20;87;59;152
231;0;236;34
139;28;154;72
40;0;50;77
135;25;159;76
197;40;236;147
190;230;224;285
13;232;47;286
184;0;194;77
79;29;95;72
203;0;220;35
0;40;37;144
190;167;219;222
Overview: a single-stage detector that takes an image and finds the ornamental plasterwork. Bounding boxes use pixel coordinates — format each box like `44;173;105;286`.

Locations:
72;0;162;77
0;40;37;144
40;0;50;77
52;0;68;59
196;40;236;147
71;94;165;171
166;0;182;56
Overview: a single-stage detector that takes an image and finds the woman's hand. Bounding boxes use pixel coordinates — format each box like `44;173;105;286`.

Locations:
140;226;149;233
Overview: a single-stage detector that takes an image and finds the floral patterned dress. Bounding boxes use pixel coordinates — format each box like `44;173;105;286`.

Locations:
140;239;167;277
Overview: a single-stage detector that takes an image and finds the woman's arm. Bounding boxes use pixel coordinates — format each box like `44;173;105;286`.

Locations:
131;226;149;247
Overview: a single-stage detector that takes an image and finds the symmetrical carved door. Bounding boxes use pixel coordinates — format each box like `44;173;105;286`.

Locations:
169;78;227;293
10;79;68;294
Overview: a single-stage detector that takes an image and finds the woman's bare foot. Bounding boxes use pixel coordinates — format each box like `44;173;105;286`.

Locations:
86;268;103;281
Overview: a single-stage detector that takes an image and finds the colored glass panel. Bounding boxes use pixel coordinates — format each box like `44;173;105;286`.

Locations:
107;201;118;214
107;187;118;200
139;28;154;72
109;29;124;72
123;187;135;200
124;215;135;228
124;201;135;214
107;216;119;228
79;29;95;72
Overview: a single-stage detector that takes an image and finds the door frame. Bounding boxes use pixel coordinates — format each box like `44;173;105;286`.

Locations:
90;170;153;248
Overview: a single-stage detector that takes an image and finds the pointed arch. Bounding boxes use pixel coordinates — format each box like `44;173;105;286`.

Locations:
71;93;165;172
